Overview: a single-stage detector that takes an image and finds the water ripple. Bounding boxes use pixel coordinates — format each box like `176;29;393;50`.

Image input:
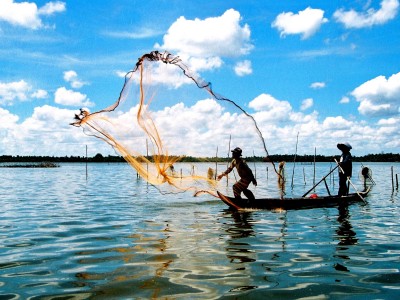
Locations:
1;162;399;298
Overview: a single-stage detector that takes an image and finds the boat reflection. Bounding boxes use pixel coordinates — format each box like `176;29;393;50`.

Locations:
336;204;358;247
222;210;286;291
225;211;256;264
333;204;357;273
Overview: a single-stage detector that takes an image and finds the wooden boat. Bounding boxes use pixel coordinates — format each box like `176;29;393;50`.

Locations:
217;188;370;211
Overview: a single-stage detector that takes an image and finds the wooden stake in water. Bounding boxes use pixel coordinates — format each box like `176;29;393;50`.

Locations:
85;145;88;180
215;146;218;180
313;147;316;188
227;135;231;186
291;132;299;189
391;166;394;192
253;150;257;180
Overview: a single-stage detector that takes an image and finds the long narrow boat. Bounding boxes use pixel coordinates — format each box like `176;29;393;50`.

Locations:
217;188;370;211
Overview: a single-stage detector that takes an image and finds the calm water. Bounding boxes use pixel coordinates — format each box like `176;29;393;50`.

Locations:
1;162;399;299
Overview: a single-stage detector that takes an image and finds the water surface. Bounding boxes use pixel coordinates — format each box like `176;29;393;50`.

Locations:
1;162;399;299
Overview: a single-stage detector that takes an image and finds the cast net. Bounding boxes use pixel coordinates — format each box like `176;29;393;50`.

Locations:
72;51;278;195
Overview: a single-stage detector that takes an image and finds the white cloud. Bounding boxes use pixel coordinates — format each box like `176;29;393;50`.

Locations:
377;117;398;126
144;61;192;89
155;9;253;73
272;7;328;39
249;93;292;122
300;98;313;111
63;70;86;88
54;87;93;107
0;80;49;105
102;28;163;39
0;80;30;104
185;56;223;73
351;72;400;116
0;107;19;129
2;96;400;156
115;70;128;78
339;96;350;104
310;82;326;89
157;9;252;57
38;1;66;16
31;89;48;99
0;105;98;156
234;60;252;76
0;0;65;29
334;0;399;28
322;116;353;130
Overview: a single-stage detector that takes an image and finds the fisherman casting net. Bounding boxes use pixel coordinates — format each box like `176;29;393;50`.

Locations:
72;51;279;195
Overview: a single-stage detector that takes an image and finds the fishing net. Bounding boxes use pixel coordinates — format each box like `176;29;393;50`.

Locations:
72;51;278;195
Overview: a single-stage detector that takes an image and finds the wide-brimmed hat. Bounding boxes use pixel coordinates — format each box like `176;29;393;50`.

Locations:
231;147;242;156
337;142;352;151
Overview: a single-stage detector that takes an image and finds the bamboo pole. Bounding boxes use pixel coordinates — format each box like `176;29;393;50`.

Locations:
391;166;394;192
334;158;365;202
215;146;218;180
227;135;231;186
302;165;338;197
85;145;88;180
291;132;299;188
313;147;316;188
253;150;257;180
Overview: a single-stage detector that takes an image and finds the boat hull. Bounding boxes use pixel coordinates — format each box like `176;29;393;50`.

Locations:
217;189;369;211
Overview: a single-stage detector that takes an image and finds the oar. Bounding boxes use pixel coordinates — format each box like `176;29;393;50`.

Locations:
334;158;365;203
302;164;339;197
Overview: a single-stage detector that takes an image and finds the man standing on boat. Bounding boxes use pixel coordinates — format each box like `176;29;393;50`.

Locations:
217;147;257;200
337;142;353;196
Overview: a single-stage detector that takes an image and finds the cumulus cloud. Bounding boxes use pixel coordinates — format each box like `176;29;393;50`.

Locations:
339;96;350;104
157;9;252;57
63;70;86;89
0;80;30;104
272;7;328;39
334;0;399;28
0;105;99;156
155;9;253;73
54;87;93;107
322;116;353;130
351;72;400;116
0;107;19;129
234;60;252;76
0;80;47;105
300;98;313;111
38;1;67;16
377;117;398;126
249;94;293;122
31;89;48;99
310;82;326;89
0;0;66;29
2;94;399;156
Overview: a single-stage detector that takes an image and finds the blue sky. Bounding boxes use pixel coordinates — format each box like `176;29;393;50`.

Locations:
1;0;399;157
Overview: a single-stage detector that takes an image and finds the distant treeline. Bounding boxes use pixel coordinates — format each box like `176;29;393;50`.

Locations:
1;152;399;163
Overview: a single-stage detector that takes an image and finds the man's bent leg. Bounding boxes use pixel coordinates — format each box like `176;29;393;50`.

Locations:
243;189;255;200
233;182;243;199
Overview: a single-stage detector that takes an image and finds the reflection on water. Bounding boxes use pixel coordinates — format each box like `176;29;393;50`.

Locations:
336;204;358;247
0;162;399;298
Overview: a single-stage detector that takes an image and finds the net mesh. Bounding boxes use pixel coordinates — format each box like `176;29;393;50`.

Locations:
72;51;278;195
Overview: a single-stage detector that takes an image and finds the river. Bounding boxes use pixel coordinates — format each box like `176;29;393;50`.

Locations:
1;162;399;299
